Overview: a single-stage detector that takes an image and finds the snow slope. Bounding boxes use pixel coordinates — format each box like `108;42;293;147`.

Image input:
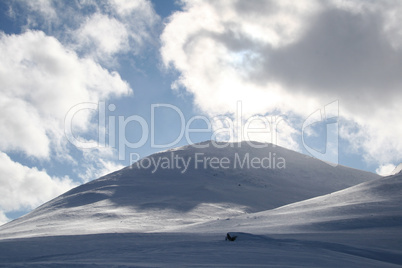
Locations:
391;163;402;175
1;231;401;267
1;141;401;267
0;141;378;239
191;171;402;235
175;172;402;267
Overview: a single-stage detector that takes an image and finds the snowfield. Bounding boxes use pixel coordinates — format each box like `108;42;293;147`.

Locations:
1;141;401;267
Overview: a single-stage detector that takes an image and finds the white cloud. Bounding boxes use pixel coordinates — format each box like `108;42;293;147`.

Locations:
0;151;77;219
161;0;402;165
0;0;162;221
0;30;131;159
107;0;160;53
376;163;396;176
12;0;160;62
0;211;10;226
78;159;125;183
0;96;50;157
21;0;57;28
74;14;130;62
110;0;158;20
161;0;323;149
23;0;56;17
71;0;160;62
77;148;125;183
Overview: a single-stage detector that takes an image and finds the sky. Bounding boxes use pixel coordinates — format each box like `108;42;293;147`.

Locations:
0;0;401;224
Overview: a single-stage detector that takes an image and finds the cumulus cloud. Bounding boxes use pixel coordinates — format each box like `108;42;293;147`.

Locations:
74;14;130;62
161;0;324;149
23;0;56;17
0;212;10;226
0;30;131;220
77;147;125;183
258;6;402;113
0;0;160;164
11;0;160;62
376;163;396;176
0;0;161;221
71;0;159;63
0;151;77;222
161;0;402;165
109;0;160;30
0;30;131;159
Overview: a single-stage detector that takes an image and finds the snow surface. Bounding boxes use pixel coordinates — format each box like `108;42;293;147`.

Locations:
391;163;402;175
1;141;400;267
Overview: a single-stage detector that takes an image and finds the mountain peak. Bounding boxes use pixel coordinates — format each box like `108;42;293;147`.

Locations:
0;141;379;239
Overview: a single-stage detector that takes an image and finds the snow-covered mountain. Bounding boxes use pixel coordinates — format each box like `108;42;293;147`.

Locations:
0;141;378;239
1;141;402;267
